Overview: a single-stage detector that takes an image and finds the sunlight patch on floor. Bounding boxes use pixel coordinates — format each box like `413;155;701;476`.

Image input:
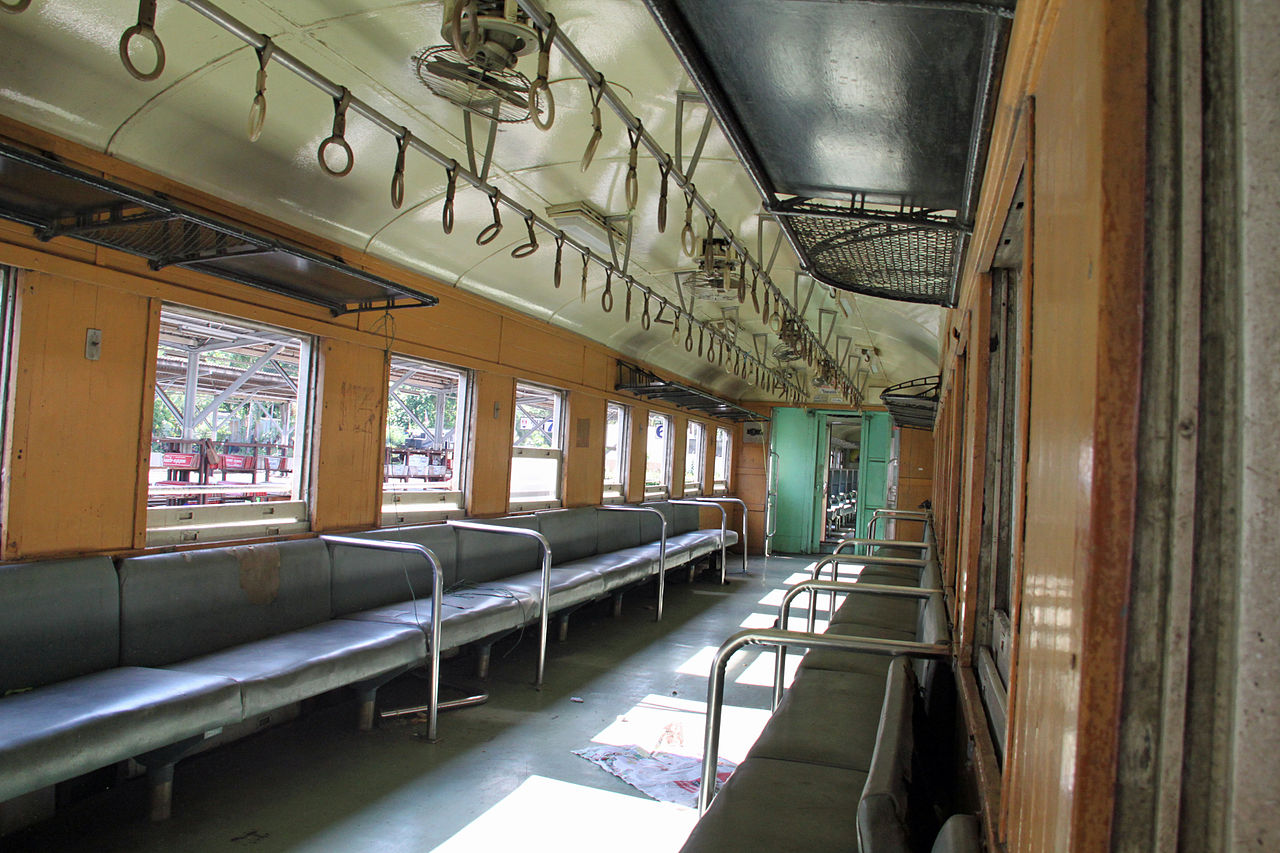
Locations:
431;775;698;853
590;693;772;764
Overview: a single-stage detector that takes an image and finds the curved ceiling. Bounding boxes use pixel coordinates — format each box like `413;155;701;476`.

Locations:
0;0;947;404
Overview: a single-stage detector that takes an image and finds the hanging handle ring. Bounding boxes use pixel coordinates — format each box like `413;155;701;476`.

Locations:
580;251;590;302
442;161;458;234
449;0;482;59
318;87;354;177
511;214;539;258
529;16;557;130
1;0;32;13
601;267;614;312
641;292;652;330
247;38;275;142
120;0;165;82
680;186;697;257
625;121;642;210
553;233;565;288
476;190;503;245
657;156;672;233
391;128;411;209
580;77;604;172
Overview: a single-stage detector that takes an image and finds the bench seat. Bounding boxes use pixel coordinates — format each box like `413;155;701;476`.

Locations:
0;666;241;803
343;587;535;649
480;565;608;615
558;549;657;591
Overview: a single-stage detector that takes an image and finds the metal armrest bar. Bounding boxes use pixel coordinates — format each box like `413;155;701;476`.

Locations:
446;521;553;686
833;537;930;556
775;578;943;699
671;499;728;584
868;508;932;541
597;505;668;620
320;535;444;741
699;627;950;813
698;496;749;575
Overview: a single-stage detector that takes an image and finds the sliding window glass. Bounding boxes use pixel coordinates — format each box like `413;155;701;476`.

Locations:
603;402;629;502
684;421;706;496
383;356;469;524
147;306;313;545
713;426;731;494
510;382;564;510
645;412;672;499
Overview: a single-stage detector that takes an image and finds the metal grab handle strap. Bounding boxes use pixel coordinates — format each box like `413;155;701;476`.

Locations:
775;579;943;702
670;498;727;584
120;0;165;82
598;505;667;621
698;628;949;814
446;521;552;686
700;496;749;575
320;536;444;741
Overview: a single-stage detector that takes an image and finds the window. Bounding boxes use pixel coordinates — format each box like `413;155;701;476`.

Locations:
713;426;732;493
382;356;469;524
684;421;706;495
510;382;564;509
645;412;672;499
147;307;313;545
603;402;629;502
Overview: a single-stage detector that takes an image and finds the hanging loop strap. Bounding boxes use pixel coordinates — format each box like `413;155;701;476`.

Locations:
318;87;354;177
580;251;590;302
511;214;539;258
449;0;482;59
751;272;760;313
442;161;458;234
580;76;605;172
601;267;614;312
120;0;165;82
625;121;642;210
553;233;565;288
685;318;695;352
391;128;411;209
624;281;633;322
247;37;275;141
476;190;504;245
529;16;558;130
670;308;681;344
680;187;697;257
657;156;672;233
641;292;652;329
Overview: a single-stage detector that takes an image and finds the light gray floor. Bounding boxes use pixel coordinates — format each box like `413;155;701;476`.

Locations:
5;554;816;853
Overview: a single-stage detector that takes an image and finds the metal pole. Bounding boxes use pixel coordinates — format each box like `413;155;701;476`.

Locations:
598;505;668;620
671;498;728;584
701;496;749;575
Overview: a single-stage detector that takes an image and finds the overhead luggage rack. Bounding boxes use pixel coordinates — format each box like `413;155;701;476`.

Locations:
880;375;941;430
616;362;765;422
0;142;438;316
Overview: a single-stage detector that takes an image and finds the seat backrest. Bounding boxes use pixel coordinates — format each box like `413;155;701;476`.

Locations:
329;524;458;616
118;539;331;666
0;557;119;691
639;501;673;542
671;502;702;534
914;592;953;720
454;515;543;585
930;815;981;853
595;507;643;551
857;656;917;853
537;507;599;565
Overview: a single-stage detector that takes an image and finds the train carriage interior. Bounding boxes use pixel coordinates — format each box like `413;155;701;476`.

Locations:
0;1;1275;851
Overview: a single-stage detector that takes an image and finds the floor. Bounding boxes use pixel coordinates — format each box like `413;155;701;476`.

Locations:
5;554;821;853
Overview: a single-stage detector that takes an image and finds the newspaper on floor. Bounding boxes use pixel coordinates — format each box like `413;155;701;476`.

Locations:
573;745;736;810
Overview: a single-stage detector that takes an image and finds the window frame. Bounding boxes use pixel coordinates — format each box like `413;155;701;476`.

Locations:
684;420;706;496
602;401;630;503
713;426;732;494
644;411;673;500
509;381;566;511
145;305;315;546
381;355;471;526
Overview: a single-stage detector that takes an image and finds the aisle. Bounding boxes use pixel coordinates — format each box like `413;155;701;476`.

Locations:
5;555;820;853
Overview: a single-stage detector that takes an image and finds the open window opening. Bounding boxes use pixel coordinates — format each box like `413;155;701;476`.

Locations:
645;412;672;500
684;421;706;496
823;418;861;541
382;356;469;524
510;381;564;510
603;402;629;503
713;426;732;494
147;306;313;545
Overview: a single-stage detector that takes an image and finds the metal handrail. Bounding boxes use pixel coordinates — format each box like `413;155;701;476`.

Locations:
598;504;668;621
446;521;553;686
697;627;949;813
868;508;931;541
809;552;927;626
320;535;444;741
774;578;943;704
699;496;749;575
764;450;779;557
833;537;931;557
671;498;728;584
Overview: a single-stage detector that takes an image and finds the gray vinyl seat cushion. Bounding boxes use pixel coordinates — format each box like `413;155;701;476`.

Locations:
479;564;608;615
746;667;890;771
561;549;657;591
680;757;868;853
857;658;917;853
800;622;918;675
161;619;426;718
0;666;241;802
343;587;535;649
932;814;982;853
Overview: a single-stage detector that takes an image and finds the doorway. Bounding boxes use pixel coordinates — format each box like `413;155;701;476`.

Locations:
822;418;861;542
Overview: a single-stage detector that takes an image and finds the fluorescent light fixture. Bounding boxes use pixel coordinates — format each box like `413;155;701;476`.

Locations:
546;201;626;258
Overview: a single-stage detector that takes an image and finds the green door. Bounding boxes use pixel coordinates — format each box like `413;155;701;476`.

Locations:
855;411;892;540
770;407;819;553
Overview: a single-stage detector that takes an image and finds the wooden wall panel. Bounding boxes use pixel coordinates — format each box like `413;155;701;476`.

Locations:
499;320;584;386
2;272;153;557
309;339;387;532
625;404;648;504
468;372;514;516
563;392;606;507
670;415;688;497
735;428;768;553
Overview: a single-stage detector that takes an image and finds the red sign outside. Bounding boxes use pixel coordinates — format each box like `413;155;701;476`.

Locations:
161;452;200;470
221;454;251;470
